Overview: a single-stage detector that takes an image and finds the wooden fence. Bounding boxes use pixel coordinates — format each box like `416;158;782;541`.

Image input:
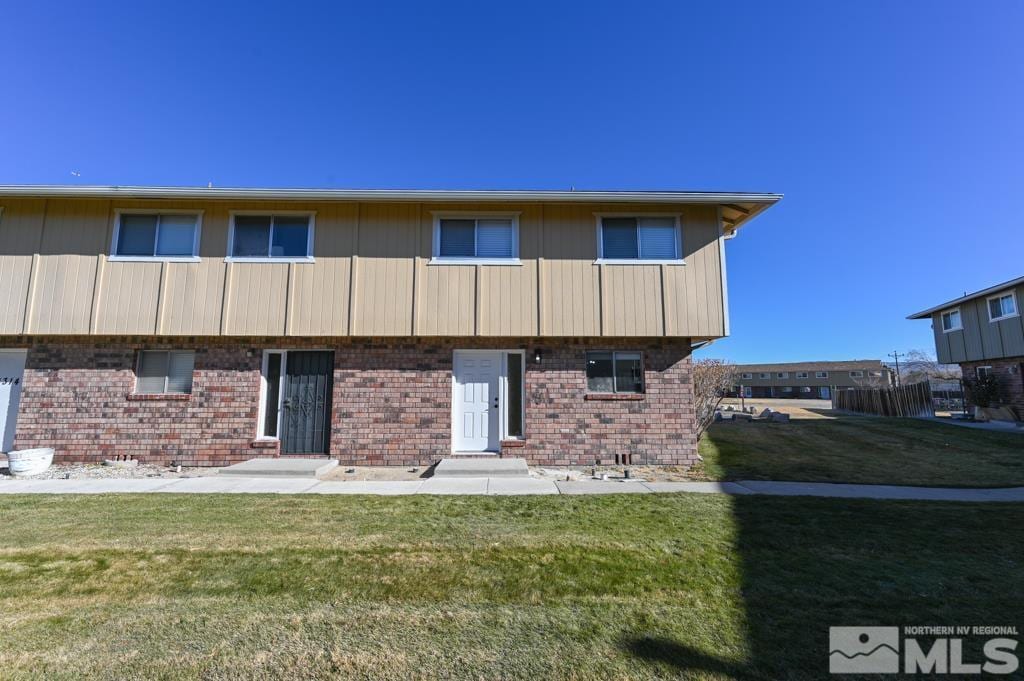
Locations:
832;381;935;418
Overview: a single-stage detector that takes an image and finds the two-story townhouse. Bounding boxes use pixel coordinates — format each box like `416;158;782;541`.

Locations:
729;360;893;399
908;275;1024;416
0;186;778;466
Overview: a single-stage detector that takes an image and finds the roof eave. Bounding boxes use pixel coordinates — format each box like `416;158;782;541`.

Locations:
0;184;782;206
907;275;1024;319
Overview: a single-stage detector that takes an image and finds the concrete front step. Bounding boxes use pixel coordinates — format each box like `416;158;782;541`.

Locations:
433;457;529;478
218;457;338;479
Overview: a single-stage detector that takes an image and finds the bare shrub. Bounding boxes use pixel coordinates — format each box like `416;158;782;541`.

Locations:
693;359;736;440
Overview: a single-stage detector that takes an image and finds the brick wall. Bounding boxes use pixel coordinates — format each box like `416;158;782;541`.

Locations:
6;336;696;467
960;357;1024;416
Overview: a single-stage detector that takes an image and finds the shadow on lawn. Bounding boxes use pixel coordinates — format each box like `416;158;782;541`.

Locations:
622;636;766;680
619;485;1023;678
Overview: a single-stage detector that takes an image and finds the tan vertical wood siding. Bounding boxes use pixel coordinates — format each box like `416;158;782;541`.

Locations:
930;283;1024;363
0;197;731;338
0;199;45;333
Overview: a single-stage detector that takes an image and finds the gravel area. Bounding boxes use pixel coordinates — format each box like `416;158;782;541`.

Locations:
531;465;706;482
320;465;428;481
1;460;705;483
0;460;222;480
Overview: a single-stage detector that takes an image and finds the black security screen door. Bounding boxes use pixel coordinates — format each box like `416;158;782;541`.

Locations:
281;351;333;454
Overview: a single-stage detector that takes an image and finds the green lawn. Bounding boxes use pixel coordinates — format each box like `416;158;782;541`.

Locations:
1;493;1021;679
699;415;1024;487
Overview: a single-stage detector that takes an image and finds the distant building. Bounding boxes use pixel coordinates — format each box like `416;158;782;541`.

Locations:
908;275;1023;416
730;360;893;399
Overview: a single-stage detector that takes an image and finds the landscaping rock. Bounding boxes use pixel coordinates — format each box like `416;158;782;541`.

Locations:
733;412;752;422
759;408;774;419
771;412;791;423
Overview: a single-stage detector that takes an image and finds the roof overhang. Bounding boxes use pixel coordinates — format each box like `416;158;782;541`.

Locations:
907;274;1024;319
0;185;781;234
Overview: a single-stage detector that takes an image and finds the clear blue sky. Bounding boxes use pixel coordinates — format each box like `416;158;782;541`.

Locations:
2;1;1021;363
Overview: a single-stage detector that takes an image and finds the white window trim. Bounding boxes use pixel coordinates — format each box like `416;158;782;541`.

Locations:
816;371;829;378
850;371;864;378
256;350;286;440
976;365;993;379
941;307;963;332
741;372;753;380
134;350;194;394
430;211;522;265
777;372;788;379
226;210;316;263
758;373;770;380
796;372;809;379
109;209;203;262
593;212;685;265
585;350;646;394
987;291;1019;322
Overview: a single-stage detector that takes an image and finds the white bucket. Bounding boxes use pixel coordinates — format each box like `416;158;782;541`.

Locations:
6;448;55;477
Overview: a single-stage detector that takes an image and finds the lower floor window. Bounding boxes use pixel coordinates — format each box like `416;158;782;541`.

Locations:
586;351;644;393
136;350;194;394
505;352;524;438
976;366;992;379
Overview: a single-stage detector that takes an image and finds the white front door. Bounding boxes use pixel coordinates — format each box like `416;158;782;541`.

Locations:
0;350;27;452
452;351;500;452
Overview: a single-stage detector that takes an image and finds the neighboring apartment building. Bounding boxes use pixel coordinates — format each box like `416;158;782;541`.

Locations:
730;360;893;399
0;185;779;466
908;275;1023;415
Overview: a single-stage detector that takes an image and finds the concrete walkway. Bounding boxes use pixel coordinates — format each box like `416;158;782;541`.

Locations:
917;416;1024;434
0;477;1022;501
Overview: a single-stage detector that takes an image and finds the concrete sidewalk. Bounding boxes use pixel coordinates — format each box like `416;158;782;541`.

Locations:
0;476;1022;501
916;416;1024;434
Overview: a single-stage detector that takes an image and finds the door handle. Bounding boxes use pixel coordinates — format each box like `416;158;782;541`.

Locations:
283;399;292;409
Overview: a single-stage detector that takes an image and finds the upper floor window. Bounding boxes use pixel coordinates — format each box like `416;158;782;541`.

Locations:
136;350;194;394
597;216;681;262
815;371;829;378
112;212;200;260
432;214;519;264
758;372;770;379
777;372;788;379
850;371;864;378
988;292;1018;322
869;371;882;378
941;308;962;332
741;372;753;380
796;372;809;379
228;213;314;261
586;351;643;393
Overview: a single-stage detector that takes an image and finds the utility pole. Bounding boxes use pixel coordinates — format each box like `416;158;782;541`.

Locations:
888;351;904;387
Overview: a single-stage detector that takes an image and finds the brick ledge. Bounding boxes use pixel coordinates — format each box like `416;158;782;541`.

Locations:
126;393;191;402
584;393;644;401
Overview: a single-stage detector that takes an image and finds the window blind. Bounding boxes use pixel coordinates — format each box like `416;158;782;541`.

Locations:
475;219;514;258
438;219;476;257
638;217;677;259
